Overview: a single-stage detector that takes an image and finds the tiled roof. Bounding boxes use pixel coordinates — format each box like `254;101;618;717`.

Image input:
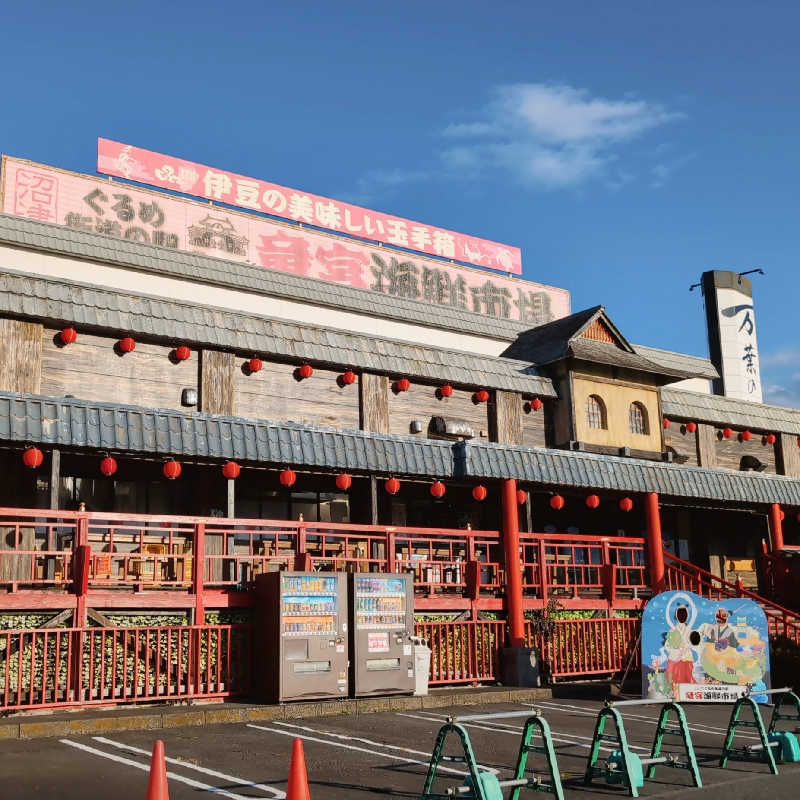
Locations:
661;388;800;434
634;346;719;380
3;390;800;506
0;268;557;397
0;213;531;342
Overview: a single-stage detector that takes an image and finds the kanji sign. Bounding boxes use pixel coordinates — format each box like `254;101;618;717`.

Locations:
1;156;570;325
97;138;523;274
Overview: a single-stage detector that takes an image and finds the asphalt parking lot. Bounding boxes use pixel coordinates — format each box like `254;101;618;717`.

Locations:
2;697;799;799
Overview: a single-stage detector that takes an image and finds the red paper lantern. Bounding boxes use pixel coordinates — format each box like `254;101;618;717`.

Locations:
163;460;182;480
474;389;490;403
279;469;297;487
174;345;191;361
22;447;44;469
395;377;410;392
516;489;528;505
550;494;565;510
430;481;446;498
298;363;313;379
60;327;77;345
586;494;600;509
765;433;777;445
248;357;263;374
100;456;118;477
439;384;453;398
385;477;401;495
341;370;357;386
722;427;733;439
222;461;241;479
530;397;543;411
662;418;671;429
119;337;136;353
739;430;752;442
472;485;487;502
335;473;352;491
685;421;697;433
619;497;634;512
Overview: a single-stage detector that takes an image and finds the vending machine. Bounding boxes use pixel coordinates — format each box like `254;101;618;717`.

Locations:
258;571;349;702
349;573;415;696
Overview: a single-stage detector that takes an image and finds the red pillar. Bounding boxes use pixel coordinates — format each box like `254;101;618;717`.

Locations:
769;503;785;551
645;492;665;595
192;522;205;625
501;479;525;647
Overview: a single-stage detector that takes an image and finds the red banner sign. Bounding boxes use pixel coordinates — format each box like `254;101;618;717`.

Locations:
1;156;569;326
97;138;522;275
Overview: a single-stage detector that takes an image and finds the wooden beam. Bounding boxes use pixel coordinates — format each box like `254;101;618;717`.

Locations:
490;390;523;445
0;319;42;394
776;433;800;477
696;423;717;468
199;349;235;415
359;373;389;433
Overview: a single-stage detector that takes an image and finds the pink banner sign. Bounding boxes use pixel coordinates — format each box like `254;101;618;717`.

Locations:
97;137;523;275
1;156;569;325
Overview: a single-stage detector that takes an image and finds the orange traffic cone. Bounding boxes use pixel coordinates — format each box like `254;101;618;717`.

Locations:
145;739;170;800
286;737;311;800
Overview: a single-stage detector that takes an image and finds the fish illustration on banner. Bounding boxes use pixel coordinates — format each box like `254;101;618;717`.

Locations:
641;590;770;703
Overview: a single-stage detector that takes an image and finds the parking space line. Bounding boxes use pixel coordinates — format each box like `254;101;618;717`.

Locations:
247;723;471;776
92;736;285;798
394;711;649;753
60;739;266;800
531;701;760;741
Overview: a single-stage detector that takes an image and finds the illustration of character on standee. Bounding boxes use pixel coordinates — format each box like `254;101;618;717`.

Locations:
664;605;696;688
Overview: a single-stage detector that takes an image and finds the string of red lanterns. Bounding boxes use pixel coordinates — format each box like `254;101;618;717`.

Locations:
549;494;564;510
586;494;600;509
341;370;357;386
439;384;453;398
394;378;411;393
174;345;191;361
385;477;401;495
297;364;314;379
22;447;43;469
247;357;263;374
430;481;446;498
473;389;490;404
619;497;634;512
335;473;352;490
100;456;118;476
119;337;136;353
279;469;297;487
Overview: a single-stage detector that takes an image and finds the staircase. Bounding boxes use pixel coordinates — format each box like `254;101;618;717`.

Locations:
663;552;800;645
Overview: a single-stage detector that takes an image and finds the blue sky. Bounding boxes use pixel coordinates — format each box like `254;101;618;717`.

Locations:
3;2;799;405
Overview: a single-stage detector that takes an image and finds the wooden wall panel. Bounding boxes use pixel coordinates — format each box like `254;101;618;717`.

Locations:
235;360;359;428
200;350;235;416
664;425;699;466
41;329;195;410
491;390;522;445
0;319;42;394
521;403;547;448
776;432;800;477
714;431;776;473
388;381;488;440
359;373;389;433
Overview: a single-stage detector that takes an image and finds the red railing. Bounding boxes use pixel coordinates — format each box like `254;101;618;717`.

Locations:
0;624;251;712
519;533;647;600
664;552;800;645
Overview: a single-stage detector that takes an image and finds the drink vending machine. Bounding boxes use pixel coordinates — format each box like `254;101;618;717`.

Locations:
258;571;349;702
349;573;415;696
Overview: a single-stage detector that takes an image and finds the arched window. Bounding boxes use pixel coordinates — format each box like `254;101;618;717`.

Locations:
586;394;607;430
629;402;649;435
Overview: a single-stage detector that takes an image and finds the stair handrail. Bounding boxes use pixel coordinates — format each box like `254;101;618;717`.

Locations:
663;551;800;624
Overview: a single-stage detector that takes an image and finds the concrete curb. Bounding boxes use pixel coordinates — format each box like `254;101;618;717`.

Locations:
0;687;551;740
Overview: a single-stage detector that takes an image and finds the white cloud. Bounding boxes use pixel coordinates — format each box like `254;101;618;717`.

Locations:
441;83;685;189
343;167;431;205
761;348;800;368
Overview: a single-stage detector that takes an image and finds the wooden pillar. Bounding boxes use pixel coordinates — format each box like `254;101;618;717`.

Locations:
199;350;235;415
769;503;785;551
645;492;665;594
192;522;206;625
49;449;60;511
501;479;525;647
370;475;379;525
695;424;717;468
226;478;235;518
776;434;800;477
490;390;523;444
359;373;390;433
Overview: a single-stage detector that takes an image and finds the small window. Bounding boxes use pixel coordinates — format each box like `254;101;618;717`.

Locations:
586;395;607;430
629;402;649;435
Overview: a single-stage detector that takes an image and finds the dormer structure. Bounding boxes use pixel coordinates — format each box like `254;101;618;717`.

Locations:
502;306;701;457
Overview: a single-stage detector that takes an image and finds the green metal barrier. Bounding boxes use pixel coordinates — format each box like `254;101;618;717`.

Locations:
719;695;778;774
584;701;702;798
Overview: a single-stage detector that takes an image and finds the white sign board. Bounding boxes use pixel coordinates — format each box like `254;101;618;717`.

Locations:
714;286;762;402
